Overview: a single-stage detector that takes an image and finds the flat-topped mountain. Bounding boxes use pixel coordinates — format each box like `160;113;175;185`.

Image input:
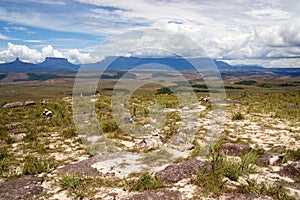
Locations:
0;57;299;77
0;57;79;72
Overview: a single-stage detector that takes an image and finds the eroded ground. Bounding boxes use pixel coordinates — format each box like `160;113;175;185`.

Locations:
0;91;299;200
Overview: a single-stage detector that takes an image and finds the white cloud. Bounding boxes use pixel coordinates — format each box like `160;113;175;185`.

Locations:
0;0;300;67
26;0;66;5
42;45;63;58
0;33;12;40
0;43;102;64
0;42;43;63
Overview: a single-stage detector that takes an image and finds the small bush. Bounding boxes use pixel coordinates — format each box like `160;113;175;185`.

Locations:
23;156;57;175
59;174;120;198
0;125;8;140
192;149;258;194
156;87;173;95
59;174;82;192
0;147;8;160
0;159;8;175
62;127;77;138
286;148;300;161
232;112;244;120
101;119;119;132
128;172;164;192
238;179;295;200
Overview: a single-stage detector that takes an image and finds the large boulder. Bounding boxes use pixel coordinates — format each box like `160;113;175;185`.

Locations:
219;143;252;156
0;175;44;200
155;159;208;184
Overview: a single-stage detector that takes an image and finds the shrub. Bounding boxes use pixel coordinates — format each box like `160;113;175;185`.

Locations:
62;127;77;139
101;119;119;132
156;87;173;95
192;149;258;194
286;148;300;161
59;174;120;198
23;156;57;175
232;112;244;120
0;147;7;160
128;172;164;192
223;152;257;181
238;179;295;200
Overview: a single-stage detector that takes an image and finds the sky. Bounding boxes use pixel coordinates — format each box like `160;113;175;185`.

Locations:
0;0;299;67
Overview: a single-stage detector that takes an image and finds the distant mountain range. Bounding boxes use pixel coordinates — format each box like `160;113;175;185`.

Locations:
0;56;299;77
0;57;79;72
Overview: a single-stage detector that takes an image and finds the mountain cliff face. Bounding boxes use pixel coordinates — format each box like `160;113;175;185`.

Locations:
0;57;79;72
0;57;299;77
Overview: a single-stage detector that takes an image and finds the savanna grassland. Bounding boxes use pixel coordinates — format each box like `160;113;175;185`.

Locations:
0;71;299;199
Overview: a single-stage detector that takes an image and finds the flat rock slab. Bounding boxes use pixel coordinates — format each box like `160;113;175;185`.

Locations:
155;159;208;184
120;189;182;200
219;143;251;156
57;156;102;176
220;193;272;200
57;152;143;177
3;102;24;108
278;160;300;180
0;175;44;200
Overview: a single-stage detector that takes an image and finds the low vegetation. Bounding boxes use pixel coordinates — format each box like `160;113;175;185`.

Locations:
0;73;299;199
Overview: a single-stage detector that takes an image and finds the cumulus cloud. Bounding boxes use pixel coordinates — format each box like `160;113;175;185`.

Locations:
0;43;101;64
0;0;300;67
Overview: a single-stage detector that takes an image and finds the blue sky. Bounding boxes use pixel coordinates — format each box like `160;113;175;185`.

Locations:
0;0;299;67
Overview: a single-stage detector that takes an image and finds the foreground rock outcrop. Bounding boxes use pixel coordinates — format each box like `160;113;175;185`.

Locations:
219;143;252;156
121;189;182;200
0;175;44;200
279;160;300;180
155;159;208;184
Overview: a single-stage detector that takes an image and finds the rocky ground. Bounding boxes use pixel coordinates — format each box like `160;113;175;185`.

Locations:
0;93;299;200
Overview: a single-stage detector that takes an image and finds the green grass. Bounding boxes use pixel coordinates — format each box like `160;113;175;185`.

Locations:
223;152;258;181
0;147;8;160
237;179;295;200
22;156;58;175
59;174;122;198
191;145;258;195
286;148;300;161
126;172;165;192
232;112;245;120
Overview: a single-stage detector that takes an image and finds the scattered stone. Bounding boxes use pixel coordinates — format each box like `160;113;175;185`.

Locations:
226;99;242;105
198;97;211;103
120;189;182;200
155;159;208;184
43;109;53;118
125;114;135;123
279;160;300;180
24;100;36;106
0;175;44;200
135;136;162;151
2;102;23;108
284;104;296;109
5;122;22;129
219;143;252;156
258;152;284;165
220;193;272;200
